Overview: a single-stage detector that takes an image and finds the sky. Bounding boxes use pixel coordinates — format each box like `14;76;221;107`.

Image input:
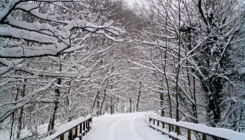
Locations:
124;0;134;7
124;0;144;8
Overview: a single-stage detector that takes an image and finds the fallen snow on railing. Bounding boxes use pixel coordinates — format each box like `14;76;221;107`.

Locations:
44;115;92;140
149;115;245;140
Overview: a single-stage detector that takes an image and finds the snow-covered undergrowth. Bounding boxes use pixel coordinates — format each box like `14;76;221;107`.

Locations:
0;123;48;140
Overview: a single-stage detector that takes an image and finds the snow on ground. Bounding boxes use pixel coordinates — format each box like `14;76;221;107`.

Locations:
0;131;9;140
0;123;48;140
84;112;171;140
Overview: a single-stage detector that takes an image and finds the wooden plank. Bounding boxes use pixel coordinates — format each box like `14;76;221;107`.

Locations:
176;126;180;135
202;133;206;140
89;118;92;129
80;123;82;134
60;134;64;140
161;122;165;135
75;125;78;137
87;120;90;131
83;122;86;131
188;129;191;140
68;129;73;140
168;124;171;138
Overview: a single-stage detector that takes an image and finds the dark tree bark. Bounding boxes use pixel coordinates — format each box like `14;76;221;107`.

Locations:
17;79;26;139
99;79;108;115
129;97;132;113
136;82;142;112
10;86;20;140
160;90;164;117
48;61;62;132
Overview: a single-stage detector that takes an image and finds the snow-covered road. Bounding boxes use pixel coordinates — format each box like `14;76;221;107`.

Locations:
84;112;171;140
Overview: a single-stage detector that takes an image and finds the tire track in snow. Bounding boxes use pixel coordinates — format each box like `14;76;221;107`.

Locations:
85;113;170;140
132;114;153;140
129;116;145;140
106;117;129;140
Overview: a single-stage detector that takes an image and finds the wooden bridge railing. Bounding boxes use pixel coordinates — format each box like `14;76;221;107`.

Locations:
45;115;92;140
148;115;245;140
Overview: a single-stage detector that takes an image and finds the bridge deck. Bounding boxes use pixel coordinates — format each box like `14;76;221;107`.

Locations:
84;112;170;140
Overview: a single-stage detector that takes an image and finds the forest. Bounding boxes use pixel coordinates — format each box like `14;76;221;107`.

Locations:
0;0;245;139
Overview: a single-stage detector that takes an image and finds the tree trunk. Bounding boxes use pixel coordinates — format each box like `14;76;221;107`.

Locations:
192;74;198;123
48;61;62;132
160;89;164;117
136;82;141;112
97;91;100;115
110;83;114;114
10;87;20;140
239;109;243;132
99;89;106;115
129;97;132;113
110;96;114;114
175;0;181;135
164;2;172;118
92;90;100;111
186;59;198;123
16;79;26;139
99;79;108;115
48;77;61;132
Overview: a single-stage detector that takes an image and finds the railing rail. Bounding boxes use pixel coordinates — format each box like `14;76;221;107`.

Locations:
45;115;92;140
148;115;245;140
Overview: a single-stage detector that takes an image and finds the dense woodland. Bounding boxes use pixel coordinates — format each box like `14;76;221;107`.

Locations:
0;0;245;139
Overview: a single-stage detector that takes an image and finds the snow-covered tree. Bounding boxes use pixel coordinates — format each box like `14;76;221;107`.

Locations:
133;0;245;131
0;0;124;139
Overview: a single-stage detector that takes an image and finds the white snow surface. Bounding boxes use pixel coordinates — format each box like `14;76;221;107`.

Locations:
238;67;245;74
84;112;171;140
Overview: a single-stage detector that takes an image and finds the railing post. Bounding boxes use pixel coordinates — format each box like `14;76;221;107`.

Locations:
60;134;64;140
153;119;155;125
79;123;83;140
68;129;73;140
157;120;159;126
202;133;206;140
187;129;191;140
161;121;164;135
83;122;85;131
176;126;180;135
168;123;171;138
80;123;82;133
75;125;78;138
87;120;90;131
168;124;171;132
83;121;86;134
91;118;93;128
